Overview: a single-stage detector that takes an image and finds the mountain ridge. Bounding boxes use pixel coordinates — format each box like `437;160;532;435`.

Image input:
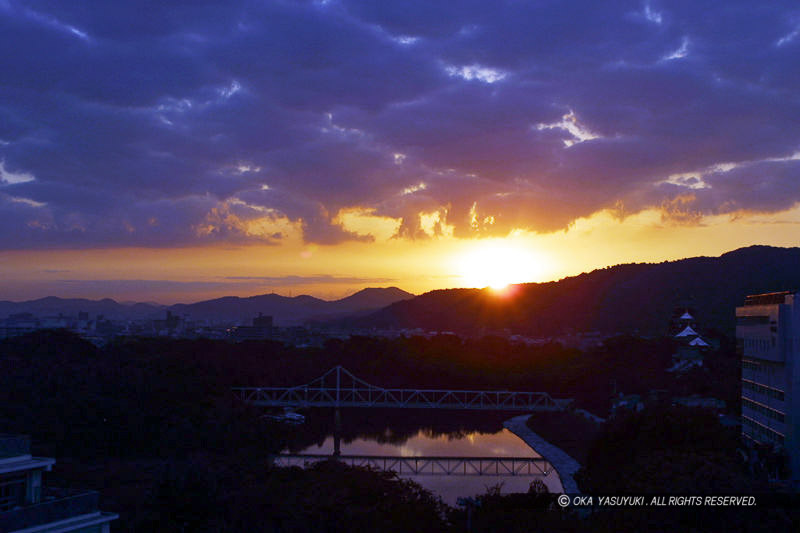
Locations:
4;245;800;333
0;287;416;325
352;245;800;336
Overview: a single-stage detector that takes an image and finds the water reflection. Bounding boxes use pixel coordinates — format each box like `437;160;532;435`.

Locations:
282;408;512;452
281;410;563;504
299;429;540;458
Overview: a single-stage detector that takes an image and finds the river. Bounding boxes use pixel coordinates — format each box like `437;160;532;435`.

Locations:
279;409;563;505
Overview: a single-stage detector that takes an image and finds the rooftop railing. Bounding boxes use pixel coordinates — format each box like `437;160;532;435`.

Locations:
0;489;99;532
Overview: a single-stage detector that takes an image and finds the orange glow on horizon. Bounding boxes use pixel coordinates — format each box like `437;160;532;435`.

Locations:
3;206;800;303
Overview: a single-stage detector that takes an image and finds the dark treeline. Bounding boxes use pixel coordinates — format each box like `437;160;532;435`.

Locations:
284;333;739;415
0;328;742;458
0;329;768;531
578;406;765;494
569;405;798;533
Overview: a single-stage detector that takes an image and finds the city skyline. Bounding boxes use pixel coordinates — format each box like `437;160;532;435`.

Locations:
2;1;799;303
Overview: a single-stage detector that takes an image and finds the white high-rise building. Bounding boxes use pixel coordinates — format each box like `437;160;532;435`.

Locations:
736;291;800;484
0;434;117;532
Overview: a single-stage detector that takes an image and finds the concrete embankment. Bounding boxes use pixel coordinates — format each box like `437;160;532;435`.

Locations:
504;414;582;494
574;408;605;424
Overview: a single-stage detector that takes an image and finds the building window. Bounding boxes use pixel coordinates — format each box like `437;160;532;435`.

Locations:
742;379;785;401
737;315;770;326
742;397;785;423
742;416;785;445
742;360;759;372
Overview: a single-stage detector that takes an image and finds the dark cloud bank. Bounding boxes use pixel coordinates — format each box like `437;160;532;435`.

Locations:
1;0;798;249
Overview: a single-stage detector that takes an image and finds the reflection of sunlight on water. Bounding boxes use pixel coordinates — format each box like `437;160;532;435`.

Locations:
289;426;560;504
397;445;423;457
293;429;543;459
302;429;540;457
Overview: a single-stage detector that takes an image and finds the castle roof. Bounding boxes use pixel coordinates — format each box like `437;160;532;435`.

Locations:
688;336;709;347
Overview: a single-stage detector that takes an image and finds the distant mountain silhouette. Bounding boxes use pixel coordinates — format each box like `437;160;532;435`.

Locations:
170;287;415;324
0;287;415;326
0;296;164;320
355;246;800;337
7;245;800;335
332;287;417;313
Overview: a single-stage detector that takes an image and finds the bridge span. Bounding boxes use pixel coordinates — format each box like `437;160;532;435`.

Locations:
234;366;572;411
272;454;553;476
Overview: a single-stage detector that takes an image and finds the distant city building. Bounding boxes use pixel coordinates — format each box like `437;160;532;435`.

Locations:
556;331;605;350
253;313;273;329
736;291;800;485
228;313;273;341
672;395;726;410
0;314;39;339
152;310;183;336
0;434;117;532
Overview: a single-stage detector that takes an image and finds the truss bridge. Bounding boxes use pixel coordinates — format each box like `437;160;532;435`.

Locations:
234;366;572;411
272;454;553;476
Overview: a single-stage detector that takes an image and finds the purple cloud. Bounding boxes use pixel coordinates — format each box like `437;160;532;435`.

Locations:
1;0;799;248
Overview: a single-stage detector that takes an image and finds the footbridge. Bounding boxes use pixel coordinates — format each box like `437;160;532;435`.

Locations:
234;366;572;411
272;454;553;476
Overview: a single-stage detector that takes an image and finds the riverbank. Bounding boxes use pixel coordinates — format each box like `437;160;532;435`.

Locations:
524;411;602;465
504;414;583;494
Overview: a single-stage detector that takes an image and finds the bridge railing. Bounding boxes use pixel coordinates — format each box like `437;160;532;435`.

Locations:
271;454;553;476
233;386;570;410
233;366;572;411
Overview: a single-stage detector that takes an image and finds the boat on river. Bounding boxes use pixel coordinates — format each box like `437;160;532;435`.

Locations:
262;409;305;425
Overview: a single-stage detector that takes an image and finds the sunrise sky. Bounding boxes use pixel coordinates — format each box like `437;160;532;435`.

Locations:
1;1;799;303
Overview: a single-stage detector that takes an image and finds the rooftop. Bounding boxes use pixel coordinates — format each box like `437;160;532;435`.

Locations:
675;325;699;337
0;488;108;532
743;291;795;307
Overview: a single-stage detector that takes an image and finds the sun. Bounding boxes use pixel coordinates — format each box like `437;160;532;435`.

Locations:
456;241;541;290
